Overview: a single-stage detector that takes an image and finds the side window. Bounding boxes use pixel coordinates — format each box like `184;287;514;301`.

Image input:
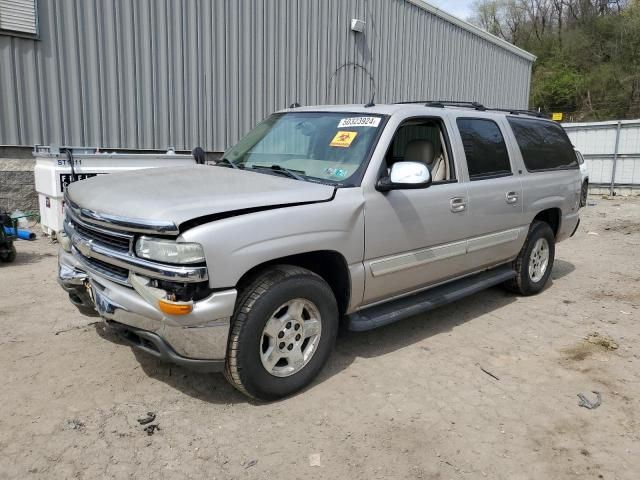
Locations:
385;118;455;183
456;118;512;180
508;117;578;171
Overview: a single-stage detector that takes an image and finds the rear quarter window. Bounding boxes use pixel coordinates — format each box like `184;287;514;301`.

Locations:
507;117;578;171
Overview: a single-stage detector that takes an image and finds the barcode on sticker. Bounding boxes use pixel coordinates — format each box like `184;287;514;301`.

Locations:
337;117;381;128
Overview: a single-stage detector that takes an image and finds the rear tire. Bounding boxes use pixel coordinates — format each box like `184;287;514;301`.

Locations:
504;221;555;296
224;265;338;401
580;181;588;207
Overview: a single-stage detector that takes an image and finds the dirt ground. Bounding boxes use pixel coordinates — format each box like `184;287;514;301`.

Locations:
1;197;639;480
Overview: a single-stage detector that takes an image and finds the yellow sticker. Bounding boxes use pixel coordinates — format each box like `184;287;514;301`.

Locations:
330;131;358;148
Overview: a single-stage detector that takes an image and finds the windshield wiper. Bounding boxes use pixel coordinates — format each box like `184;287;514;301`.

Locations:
252;164;305;181
216;158;239;169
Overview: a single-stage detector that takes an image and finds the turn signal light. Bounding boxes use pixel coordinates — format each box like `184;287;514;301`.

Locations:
158;299;193;316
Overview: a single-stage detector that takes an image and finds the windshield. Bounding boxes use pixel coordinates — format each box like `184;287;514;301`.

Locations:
222;112;385;184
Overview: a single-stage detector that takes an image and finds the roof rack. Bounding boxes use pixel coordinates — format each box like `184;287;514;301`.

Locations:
490;108;548;118
395;100;486;111
394;100;547;118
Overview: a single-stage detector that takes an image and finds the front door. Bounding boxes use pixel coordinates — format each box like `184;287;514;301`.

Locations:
362;116;470;305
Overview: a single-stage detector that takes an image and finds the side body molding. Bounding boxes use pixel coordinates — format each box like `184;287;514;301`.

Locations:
369;227;523;278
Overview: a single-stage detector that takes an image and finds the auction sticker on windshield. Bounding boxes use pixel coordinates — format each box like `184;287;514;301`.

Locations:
330;131;358;148
337;117;381;128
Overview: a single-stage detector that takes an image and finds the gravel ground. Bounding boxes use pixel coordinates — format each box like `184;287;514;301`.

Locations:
1;197;639;480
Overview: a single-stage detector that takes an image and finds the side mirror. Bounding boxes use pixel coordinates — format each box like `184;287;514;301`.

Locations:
376;161;432;192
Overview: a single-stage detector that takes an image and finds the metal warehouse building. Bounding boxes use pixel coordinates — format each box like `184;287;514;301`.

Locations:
0;0;535;154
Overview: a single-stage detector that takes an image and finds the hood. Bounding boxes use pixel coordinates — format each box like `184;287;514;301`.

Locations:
66;166;335;229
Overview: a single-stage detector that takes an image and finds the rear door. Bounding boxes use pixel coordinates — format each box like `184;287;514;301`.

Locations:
453;116;526;270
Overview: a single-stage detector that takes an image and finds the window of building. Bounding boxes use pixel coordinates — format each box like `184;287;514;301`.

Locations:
456;118;512;180
508;117;578;171
0;0;38;37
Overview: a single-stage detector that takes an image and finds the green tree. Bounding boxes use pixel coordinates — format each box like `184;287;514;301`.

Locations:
470;0;640;120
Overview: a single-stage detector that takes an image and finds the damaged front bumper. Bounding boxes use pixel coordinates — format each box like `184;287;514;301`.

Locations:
58;247;236;372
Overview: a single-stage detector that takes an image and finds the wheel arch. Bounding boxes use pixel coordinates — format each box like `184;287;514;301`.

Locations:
532;208;561;237
236;250;351;315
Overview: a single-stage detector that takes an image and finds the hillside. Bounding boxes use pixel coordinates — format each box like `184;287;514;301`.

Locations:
471;0;640;120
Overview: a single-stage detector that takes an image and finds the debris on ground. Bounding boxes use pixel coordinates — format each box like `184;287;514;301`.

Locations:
309;453;321;467
54;321;100;335
143;424;160;436
63;419;85;431
587;231;599;235
476;363;500;381
585;332;619;350
244;459;258;469
137;412;156;425
578;391;602;409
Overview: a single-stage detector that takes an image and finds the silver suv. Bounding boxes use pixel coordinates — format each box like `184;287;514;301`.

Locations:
58;102;582;400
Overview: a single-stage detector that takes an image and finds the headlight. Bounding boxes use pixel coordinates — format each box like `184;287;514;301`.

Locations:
135;237;205;264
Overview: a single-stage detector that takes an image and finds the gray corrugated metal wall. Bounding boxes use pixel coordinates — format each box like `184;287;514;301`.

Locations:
0;0;533;152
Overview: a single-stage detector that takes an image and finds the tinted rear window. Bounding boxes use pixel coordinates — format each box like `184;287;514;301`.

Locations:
457;118;512;180
508;117;578;171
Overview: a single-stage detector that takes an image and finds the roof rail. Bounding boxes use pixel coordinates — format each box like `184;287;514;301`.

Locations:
394;100;548;118
427;101;487;111
490;108;548;118
395;100;487;111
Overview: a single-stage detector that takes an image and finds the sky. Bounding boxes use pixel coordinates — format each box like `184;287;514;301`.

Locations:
427;0;476;21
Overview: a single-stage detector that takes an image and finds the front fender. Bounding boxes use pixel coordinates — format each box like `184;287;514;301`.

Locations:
180;188;365;289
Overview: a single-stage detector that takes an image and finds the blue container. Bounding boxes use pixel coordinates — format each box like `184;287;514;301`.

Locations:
3;226;36;240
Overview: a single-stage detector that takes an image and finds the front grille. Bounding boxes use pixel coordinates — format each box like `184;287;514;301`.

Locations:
82;256;129;283
70;219;132;252
67;212;133;252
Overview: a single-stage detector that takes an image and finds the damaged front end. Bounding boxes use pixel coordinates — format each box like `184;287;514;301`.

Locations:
57;196;237;371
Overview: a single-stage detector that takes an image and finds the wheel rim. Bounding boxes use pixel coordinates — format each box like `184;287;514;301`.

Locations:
259;298;322;377
528;238;550;283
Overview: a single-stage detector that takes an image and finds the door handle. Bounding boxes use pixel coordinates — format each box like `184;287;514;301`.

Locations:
505;191;519;204
450;197;467;213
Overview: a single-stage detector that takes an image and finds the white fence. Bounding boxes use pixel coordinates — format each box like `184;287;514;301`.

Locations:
562;120;640;195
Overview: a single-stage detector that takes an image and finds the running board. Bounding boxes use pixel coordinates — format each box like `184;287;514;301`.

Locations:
346;265;516;332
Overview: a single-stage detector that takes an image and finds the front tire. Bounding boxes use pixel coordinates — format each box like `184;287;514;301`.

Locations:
505;221;555;296
224;265;338;401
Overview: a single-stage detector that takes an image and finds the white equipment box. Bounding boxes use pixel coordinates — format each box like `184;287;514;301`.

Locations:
33;146;195;235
